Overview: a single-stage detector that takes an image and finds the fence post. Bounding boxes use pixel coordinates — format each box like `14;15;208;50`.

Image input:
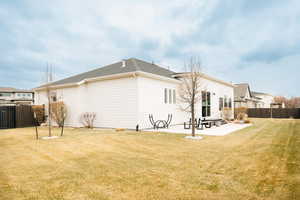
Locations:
270;107;273;119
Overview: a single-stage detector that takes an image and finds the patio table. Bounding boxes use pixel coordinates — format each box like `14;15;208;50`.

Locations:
155;120;168;129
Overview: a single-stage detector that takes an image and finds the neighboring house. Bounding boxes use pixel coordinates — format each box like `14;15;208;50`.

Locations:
234;83;276;108
0;87;34;105
34;58;235;129
251;91;274;108
234;83;261;108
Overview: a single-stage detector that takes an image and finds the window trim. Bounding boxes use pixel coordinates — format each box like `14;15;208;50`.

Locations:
202;91;211;117
219;97;224;111
164;88;167;104
224;96;228;108
173;89;176;104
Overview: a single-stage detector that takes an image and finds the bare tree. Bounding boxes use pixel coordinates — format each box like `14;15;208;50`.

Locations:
274;96;288;107
274;96;300;108
80;112;96;128
288;97;300;108
44;63;54;137
50;101;67;128
178;58;204;137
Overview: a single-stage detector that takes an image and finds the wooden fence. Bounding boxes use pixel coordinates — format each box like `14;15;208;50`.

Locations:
247;108;300;119
0;106;16;129
0;105;41;129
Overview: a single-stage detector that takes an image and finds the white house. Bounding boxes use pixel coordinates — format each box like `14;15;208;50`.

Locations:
234;83;275;108
0;87;34;105
234;83;260;108
34;58;235;129
251;92;274;108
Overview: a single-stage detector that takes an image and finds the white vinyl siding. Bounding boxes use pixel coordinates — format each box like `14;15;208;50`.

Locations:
36;72;234;129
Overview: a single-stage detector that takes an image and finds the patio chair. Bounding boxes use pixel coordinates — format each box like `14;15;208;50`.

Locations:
184;118;198;129
149;114;172;129
149;114;156;129
196;118;212;130
165;114;172;128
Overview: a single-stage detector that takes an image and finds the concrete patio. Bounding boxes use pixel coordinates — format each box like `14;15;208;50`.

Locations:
145;123;252;136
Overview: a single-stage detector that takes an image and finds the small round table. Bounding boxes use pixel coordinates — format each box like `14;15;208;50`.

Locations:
155;120;167;129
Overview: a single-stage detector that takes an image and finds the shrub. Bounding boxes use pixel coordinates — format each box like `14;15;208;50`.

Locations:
222;107;232;121
237;112;245;121
234;107;247;119
50;101;67;127
244;120;251;124
80;112;96;128
32;105;46;125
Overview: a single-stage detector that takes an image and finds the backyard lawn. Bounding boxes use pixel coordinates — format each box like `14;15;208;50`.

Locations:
0;119;299;200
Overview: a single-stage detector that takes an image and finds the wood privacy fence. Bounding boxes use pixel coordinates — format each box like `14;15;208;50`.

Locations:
0;105;39;129
0;106;16;129
246;108;300;119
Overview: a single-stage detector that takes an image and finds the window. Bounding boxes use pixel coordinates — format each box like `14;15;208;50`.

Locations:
0;93;11;97
164;88;176;104
224;96;228;108
173;89;176;104
50;91;57;102
202;91;211;117
17;94;21;97
219;97;224;111
229;98;232;108
164;88;167;104
169;89;172;104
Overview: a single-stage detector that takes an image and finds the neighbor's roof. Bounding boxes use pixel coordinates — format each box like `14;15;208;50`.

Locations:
0;87;33;93
251;91;273;96
234;83;251;100
37;58;176;88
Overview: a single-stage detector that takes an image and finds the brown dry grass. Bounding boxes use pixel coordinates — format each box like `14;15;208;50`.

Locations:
0;118;299;200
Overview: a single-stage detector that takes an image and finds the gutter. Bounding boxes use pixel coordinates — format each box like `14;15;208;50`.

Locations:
34;71;180;91
172;72;236;88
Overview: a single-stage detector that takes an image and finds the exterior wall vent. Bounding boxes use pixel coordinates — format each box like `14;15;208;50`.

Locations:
122;59;126;67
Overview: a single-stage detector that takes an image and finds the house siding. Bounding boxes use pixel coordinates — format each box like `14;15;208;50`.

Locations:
35;77;138;129
85;77;138;129
136;76;234;129
35;74;234;129
136;76;188;129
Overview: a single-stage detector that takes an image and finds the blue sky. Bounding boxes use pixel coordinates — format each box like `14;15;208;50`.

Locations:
0;0;299;97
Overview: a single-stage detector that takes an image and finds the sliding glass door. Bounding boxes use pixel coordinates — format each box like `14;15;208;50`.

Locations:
202;91;211;117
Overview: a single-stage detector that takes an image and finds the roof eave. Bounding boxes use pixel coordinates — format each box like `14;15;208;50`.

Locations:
34;71;180;91
173;72;236;88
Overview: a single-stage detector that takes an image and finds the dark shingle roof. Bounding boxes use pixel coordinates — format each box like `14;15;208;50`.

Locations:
39;58;176;88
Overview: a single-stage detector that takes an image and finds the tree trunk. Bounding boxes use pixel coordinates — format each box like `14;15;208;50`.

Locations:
48;100;52;137
191;92;195;137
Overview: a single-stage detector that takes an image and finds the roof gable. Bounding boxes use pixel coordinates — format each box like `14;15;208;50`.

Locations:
234;83;252;100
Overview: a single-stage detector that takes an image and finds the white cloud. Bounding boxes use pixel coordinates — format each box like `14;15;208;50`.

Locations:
0;0;299;96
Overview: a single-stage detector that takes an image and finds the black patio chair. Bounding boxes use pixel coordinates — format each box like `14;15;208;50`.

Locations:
165;114;172;128
149;114;156;129
149;114;172;129
196;118;212;130
155;120;168;129
184;118;198;129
